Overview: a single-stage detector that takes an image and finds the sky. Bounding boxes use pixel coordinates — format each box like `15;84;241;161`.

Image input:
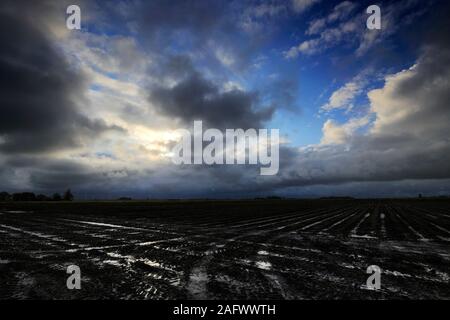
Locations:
1;0;450;198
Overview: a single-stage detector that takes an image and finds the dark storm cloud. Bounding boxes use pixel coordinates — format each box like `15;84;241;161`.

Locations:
150;74;274;129
0;2;121;154
0;153;139;195
8;157;96;191
29;165;104;191
126;0;302;128
113;1;288;130
149;56;274;129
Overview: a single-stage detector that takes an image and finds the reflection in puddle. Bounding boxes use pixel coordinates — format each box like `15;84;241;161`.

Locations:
256;261;272;271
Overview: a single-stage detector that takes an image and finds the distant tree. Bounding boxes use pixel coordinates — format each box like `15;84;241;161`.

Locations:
118;197;132;201
0;192;11;201
52;193;62;201
12;192;36;201
63;189;74;201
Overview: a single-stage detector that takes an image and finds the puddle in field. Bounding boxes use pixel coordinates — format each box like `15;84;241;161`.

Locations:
436;271;449;282
255;249;315;265
360;284;382;291
153;245;181;253
103;260;123;267
383;268;450;283
105;252;179;273
62;237;182;253
137;240;162;246
350;234;378;239
103;252;182;288
256;261;272;271
63;219;147;230
0;224;71;247
384;269;412;278
245;240;322;254
146;273;163;280
339;262;356;269
141;286;159;299
61;219;180;236
257;250;284;258
143;259;166;269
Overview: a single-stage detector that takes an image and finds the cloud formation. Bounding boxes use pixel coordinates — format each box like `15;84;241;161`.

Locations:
285;0;430;58
0;0;449;198
0;2;121;154
292;0;322;13
149;56;274;129
278;15;450;189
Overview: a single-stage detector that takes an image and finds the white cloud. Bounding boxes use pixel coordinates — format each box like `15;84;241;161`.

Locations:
327;1;357;23
215;47;235;67
285;19;358;58
320;70;372;112
320;116;370;145
86;68;141;97
306;18;327;35
223;81;244;92
368;67;418;133
64;33;150;78
321;81;361;112
368;56;450;140
306;1;357;35
284;39;321;58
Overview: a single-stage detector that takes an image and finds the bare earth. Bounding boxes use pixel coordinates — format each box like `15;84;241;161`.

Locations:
0;199;449;300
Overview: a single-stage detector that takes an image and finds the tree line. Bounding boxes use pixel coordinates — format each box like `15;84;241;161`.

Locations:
0;189;74;202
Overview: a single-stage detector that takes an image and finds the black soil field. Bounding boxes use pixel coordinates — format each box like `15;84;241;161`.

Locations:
0;199;449;299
